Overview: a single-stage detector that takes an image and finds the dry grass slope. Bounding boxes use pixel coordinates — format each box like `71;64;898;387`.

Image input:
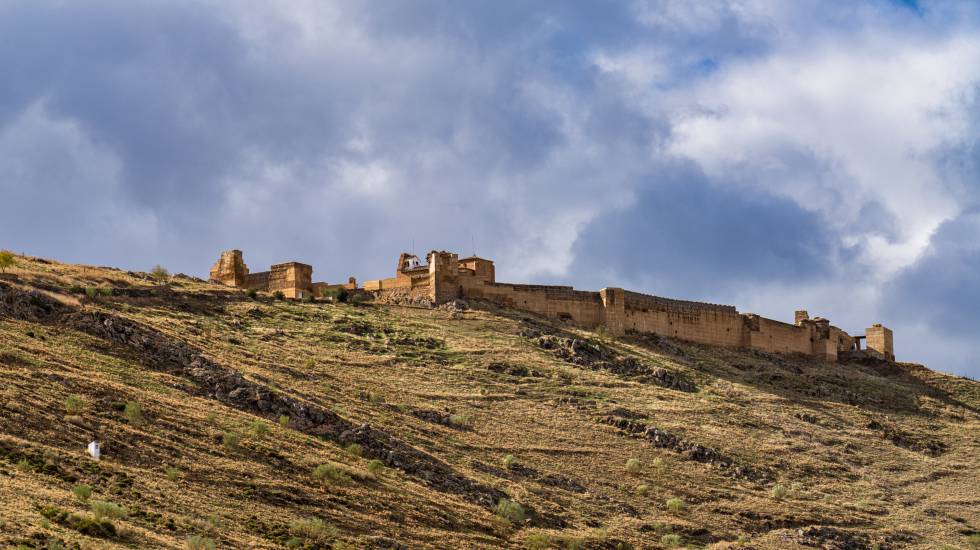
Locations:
0;254;977;549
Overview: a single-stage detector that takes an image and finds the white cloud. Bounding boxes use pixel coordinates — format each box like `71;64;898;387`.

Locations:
666;32;980;277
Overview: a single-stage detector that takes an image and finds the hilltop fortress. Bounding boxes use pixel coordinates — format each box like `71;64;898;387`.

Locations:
210;249;895;363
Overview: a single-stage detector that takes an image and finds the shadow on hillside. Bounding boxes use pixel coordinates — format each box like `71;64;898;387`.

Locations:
477;301;978;418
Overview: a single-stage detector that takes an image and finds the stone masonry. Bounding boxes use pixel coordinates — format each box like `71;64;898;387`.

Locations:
210;249;896;362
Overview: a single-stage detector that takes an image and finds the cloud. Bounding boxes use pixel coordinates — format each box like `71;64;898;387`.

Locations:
0;102;159;265
567;159;847;301
0;0;979;375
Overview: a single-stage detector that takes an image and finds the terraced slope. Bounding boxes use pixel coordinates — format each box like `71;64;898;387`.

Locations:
0;255;977;549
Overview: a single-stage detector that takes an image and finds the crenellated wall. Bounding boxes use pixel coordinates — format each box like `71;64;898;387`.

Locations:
213;248;895;362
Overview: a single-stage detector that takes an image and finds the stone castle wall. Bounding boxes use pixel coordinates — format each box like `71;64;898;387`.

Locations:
212;248;895;362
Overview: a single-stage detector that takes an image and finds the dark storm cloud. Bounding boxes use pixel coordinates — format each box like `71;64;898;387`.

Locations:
567;160;846;300
1;0;979;375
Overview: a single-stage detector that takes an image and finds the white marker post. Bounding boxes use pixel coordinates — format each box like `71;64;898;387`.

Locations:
87;440;100;461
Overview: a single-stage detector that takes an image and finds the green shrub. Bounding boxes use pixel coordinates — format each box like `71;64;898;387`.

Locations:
68;514;116;538
186;535;216;550
99;287;113;297
349;293;366;305
273;290;285;300
666;497;684;513
651;457;665;471
626;458;642;475
305;358;316;369
771;483;788;500
502;454;516;469
449;413;473;428
65;394;84;415
661;534;682;548
290;517;338;543
0;250;15;272
321;287;348;302
222;431;240;451
85;287;98;299
73;484;92;502
286;537;303;549
367;459;384;476
68;284;85;294
249;420;268;439
635;484;649;496
90;500;124;521
494;498;526;524
151;265;170;281
525;533;550;549
166;467;181;482
124;400;144;425
562;536;586;550
16;459;30;473
313;463;350;485
345;443;362;457
278;415;290;428
246;288;258;299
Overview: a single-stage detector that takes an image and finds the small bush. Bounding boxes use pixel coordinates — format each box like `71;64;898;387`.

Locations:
312;463;350;485
278;415;290;428
367;459;384;476
150;265;170;281
124;401;144;425
525;533;550;549
321;287;348;302
99;287;113;297
626;458;642;475
771;483;788;500
68;284;85;294
666;497;684;513
651;457;665;471
73;484;92;502
90;500;124;521
85;287;98;299
273;290;286;300
222;431;241;451
186;535;217;550
502;454;516;469
305;358;316;369
349;293;366;305
166;467;181;482
16;459;30;473
661;534;682;548
286;537;303;549
249;420;268;439
449;413;473;429
0;250;15;272
290;517;338;544
494;498;526;524
65;394;84;415
635;484;649;496
345;443;362;457
246;288;258;299
563;537;586;550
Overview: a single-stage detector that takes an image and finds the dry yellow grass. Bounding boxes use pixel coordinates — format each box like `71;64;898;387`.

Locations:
0;253;977;549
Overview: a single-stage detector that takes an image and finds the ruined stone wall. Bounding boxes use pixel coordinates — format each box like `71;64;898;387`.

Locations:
210;250;249;287
746;316;814;356
621;291;745;347
244;272;270;291
267;262;313;299
459;277;605;327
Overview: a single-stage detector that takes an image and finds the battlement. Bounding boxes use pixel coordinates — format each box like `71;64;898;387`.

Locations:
211;249;896;362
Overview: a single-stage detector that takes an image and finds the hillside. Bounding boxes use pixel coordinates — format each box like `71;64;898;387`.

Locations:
0;254;977;550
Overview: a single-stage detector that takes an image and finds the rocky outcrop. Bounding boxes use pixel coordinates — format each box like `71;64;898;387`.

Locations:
0;282;507;510
520;326;697;392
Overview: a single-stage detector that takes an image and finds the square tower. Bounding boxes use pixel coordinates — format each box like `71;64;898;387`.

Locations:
865;324;894;361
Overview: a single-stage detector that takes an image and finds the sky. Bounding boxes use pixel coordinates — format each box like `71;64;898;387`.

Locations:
1;0;978;377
